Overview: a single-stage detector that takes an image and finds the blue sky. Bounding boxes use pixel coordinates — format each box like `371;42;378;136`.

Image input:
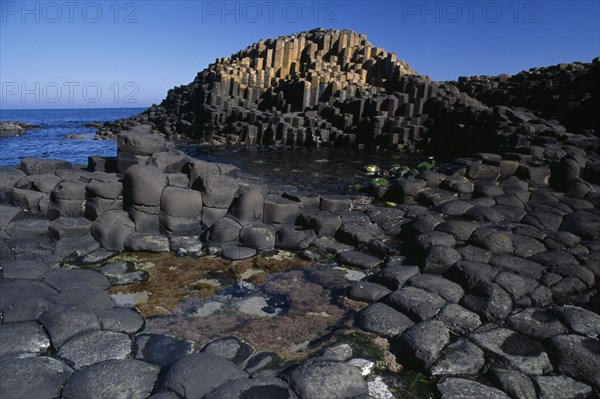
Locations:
1;0;598;109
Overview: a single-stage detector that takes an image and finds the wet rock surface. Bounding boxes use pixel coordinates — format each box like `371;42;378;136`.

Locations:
0;121;41;138
1;30;600;399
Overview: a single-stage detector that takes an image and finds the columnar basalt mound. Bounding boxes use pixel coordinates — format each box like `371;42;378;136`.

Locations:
98;28;427;149
96;29;597;159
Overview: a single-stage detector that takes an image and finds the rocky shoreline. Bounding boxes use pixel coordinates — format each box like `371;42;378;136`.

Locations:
1;117;599;398
0;121;41;138
1;28;599;399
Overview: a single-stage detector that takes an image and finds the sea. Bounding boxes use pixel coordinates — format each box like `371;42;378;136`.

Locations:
0;108;144;167
0;107;423;193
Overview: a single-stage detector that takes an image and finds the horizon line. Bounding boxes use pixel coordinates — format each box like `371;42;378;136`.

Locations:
0;106;151;112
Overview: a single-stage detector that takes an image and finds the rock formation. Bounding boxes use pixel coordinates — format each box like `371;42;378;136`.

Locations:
2;29;599;399
453;58;600;133
97;29;598;160
0;121;41;138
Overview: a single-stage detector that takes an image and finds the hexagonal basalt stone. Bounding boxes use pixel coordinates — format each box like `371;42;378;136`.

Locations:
506;308;568;339
388;286;446;321
239;223;276;251
548;334;600;388
0;321;50;358
489;255;546;280
437;378;510;399
123;165;167;207
532;375;592;399
489;368;536;399
371;265;420;289
407;274;464;303
435;303;482;335
348;281;391;303
43;268;109;292
430;338;485;377
413;231;456;253
91;210;135;251
208;216;242;242
0;356;73;399
461;283;512;322
38;305;101;348
470;327;552;375
57;330;132;370
49;217;92;241
336;221;385;246
200;336;255;366
100;261;150;286
422;245;462;274
222;246;257;260
0;279;58;322
162;353;248;398
319;194;352;212
494;271;538;301
204;377;298;399
95;307;145;334
337;251;381;269
134;334;195;368
52;288;115;310
357;302;414;338
275;226;316;250
124;233;170;252
552;306;600;337
288;358;368;399
62;359;160;399
0;259;49;280
263;195;300;223
392;320;450;370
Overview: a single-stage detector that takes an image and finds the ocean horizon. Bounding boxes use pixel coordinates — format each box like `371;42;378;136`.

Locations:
0;107;145;167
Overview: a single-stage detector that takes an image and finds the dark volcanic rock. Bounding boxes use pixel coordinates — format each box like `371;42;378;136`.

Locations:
205;377;298;399
532;375;592;399
162;353;248;398
288;358;368;399
430;338;485;377
337;250;381;269
407;274;464;303
561;209;600;239
489;368;536;399
0;356;73;399
437;378;510;399
393;320;450;369
435;303;482;335
0;321;50;358
38;304;102;348
0;121;40;137
43;268;109;291
57;330;132;370
348;281;392;303
548;334;600;388
357;302;414;338
134;334;195;368
461;283;513;322
239;223;276;251
0;279;58;322
388;286;446;321
470;327;552;375
62;359;160;399
95;307;145;334
201;336;255;366
506;308;568;339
